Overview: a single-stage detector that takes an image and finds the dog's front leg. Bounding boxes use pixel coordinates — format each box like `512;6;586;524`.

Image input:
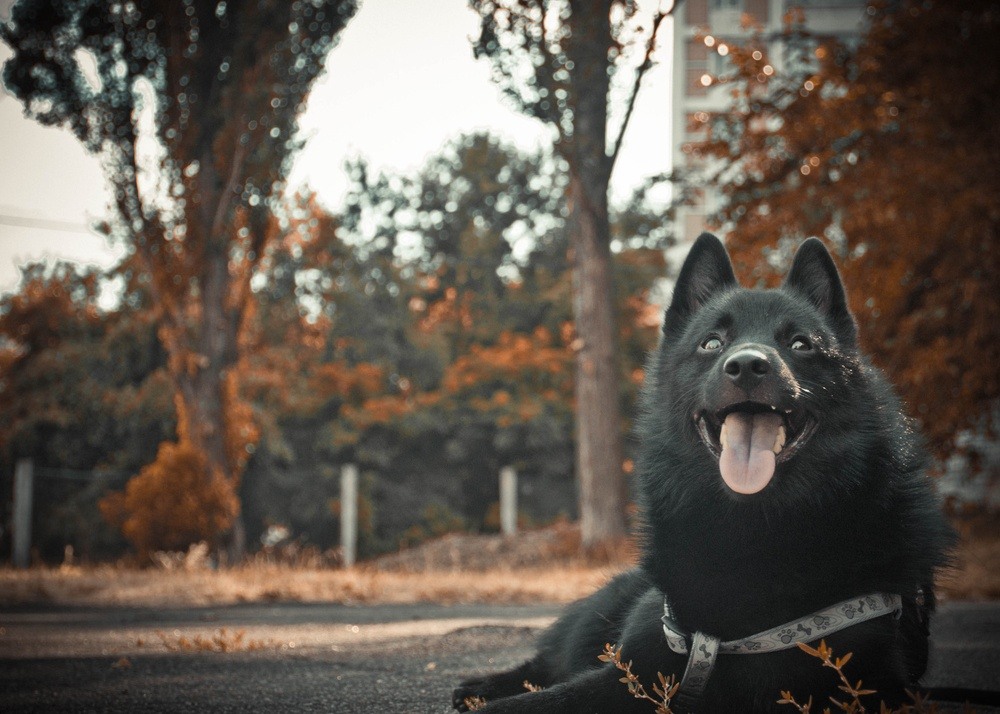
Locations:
470;664;653;714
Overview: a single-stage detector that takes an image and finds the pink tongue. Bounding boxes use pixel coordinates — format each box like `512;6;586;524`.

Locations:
719;412;782;494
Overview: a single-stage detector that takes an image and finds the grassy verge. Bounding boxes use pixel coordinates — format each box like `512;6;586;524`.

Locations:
1;515;996;608
0;562;621;608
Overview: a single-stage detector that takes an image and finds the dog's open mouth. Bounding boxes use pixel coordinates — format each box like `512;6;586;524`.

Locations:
695;403;817;494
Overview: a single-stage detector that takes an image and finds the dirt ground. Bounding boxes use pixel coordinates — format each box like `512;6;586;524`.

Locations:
1;517;998;713
2;601;999;713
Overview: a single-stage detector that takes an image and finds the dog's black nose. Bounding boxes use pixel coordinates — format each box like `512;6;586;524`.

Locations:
723;349;770;390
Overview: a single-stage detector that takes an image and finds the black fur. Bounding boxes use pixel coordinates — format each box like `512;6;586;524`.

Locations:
453;234;953;713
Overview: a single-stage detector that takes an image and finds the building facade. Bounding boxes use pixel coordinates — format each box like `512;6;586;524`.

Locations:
670;0;868;244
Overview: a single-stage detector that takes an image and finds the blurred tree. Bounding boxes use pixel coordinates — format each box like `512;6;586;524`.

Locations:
0;260;174;559
236;136;566;553
100;440;239;559
340;134;569;353
0;130;671;561
321;134;670;548
339;326;577;531
2;0;359;557
469;0;673;549
685;0;1000;463
238;199;405;551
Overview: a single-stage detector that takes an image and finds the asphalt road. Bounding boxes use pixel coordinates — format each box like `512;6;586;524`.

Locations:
1;600;997;713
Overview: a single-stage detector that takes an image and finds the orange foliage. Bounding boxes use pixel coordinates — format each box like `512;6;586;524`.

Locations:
437;327;574;429
687;0;1000;457
340;395;413;433
442;327;572;395
419;287;475;333
241;331;385;421
330;327;576;448
100;441;239;559
240;345;316;415
309;361;384;405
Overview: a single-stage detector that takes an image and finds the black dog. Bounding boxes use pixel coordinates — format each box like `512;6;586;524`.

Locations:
453;234;953;713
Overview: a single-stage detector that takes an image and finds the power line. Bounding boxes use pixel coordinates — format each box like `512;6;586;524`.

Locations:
33;465;130;483
0;214;97;235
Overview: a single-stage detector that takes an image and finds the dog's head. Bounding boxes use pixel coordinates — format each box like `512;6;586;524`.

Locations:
648;233;870;499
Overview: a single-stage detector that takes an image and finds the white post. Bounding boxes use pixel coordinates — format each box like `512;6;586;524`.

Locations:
13;458;33;568
500;466;517;537
340;464;358;568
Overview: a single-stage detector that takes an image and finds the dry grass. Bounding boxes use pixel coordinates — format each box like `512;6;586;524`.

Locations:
372;519;637;572
1;516;996;609
153;627;274;652
0;561;620;608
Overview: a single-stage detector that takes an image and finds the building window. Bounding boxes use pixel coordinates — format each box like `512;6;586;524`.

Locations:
687;41;709;62
745;0;768;23
686;69;710;95
687;0;709;25
685;39;711;96
709;45;732;76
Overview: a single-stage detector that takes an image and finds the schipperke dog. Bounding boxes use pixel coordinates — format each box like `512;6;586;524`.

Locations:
453;234;953;713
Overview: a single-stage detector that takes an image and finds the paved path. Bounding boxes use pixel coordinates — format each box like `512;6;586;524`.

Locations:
1;601;997;712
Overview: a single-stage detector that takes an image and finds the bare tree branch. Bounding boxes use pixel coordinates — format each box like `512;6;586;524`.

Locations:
211;139;249;242
533;0;565;138
608;2;676;173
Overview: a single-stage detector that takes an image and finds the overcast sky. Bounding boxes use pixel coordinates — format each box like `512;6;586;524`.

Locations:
0;0;673;296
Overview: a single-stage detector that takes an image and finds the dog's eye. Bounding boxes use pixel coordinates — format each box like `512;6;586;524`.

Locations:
790;336;812;351
700;336;723;351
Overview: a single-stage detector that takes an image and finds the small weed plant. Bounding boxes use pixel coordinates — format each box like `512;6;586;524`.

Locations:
463;695;487;711
605;640;953;714
778;640;942;714
153;627;273;652
601;642;680;714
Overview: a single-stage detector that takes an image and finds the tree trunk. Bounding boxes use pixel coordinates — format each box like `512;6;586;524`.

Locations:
169;241;245;561
198;239;246;562
167;149;248;563
565;0;628;550
567;175;628;548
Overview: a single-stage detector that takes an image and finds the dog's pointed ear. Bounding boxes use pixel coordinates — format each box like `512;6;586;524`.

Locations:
784;238;857;346
664;233;737;335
